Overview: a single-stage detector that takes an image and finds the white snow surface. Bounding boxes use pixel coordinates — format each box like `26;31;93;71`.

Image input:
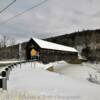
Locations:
33;37;78;52
6;61;100;100
53;61;97;80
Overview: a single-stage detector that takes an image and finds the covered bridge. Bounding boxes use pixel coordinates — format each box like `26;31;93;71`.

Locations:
25;38;78;63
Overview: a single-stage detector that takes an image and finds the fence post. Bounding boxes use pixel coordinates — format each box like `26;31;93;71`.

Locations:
1;71;7;90
2;77;7;90
5;68;10;80
0;77;3;89
8;66;12;71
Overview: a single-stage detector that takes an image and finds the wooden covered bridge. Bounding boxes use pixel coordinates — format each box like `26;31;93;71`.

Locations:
25;38;78;63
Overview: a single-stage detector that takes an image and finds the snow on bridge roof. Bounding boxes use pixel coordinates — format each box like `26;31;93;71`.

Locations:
33;38;78;53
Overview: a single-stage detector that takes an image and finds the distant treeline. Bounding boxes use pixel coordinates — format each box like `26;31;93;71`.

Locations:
45;29;100;62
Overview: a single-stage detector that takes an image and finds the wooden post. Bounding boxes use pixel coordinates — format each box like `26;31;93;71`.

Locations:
2;77;7;90
14;64;16;67
1;71;6;77
0;71;7;90
8;66;12;71
11;65;14;69
0;77;3;89
5;68;9;80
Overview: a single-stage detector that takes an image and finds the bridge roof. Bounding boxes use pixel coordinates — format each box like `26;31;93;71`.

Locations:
33;38;78;53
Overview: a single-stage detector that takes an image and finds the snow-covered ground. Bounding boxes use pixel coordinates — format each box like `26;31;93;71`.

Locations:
53;61;100;81
0;61;100;100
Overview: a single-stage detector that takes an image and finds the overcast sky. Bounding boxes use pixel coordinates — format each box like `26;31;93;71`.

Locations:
0;0;100;42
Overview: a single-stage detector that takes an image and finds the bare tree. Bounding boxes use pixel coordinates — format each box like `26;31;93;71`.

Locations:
9;38;16;46
0;35;16;47
0;35;9;48
0;35;8;48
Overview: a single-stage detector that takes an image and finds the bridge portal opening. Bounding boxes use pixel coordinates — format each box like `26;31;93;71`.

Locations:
25;38;40;60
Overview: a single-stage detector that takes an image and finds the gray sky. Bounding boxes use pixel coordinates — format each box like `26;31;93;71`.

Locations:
0;0;100;42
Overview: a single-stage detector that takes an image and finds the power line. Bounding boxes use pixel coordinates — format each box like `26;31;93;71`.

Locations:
0;0;16;14
0;0;48;26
